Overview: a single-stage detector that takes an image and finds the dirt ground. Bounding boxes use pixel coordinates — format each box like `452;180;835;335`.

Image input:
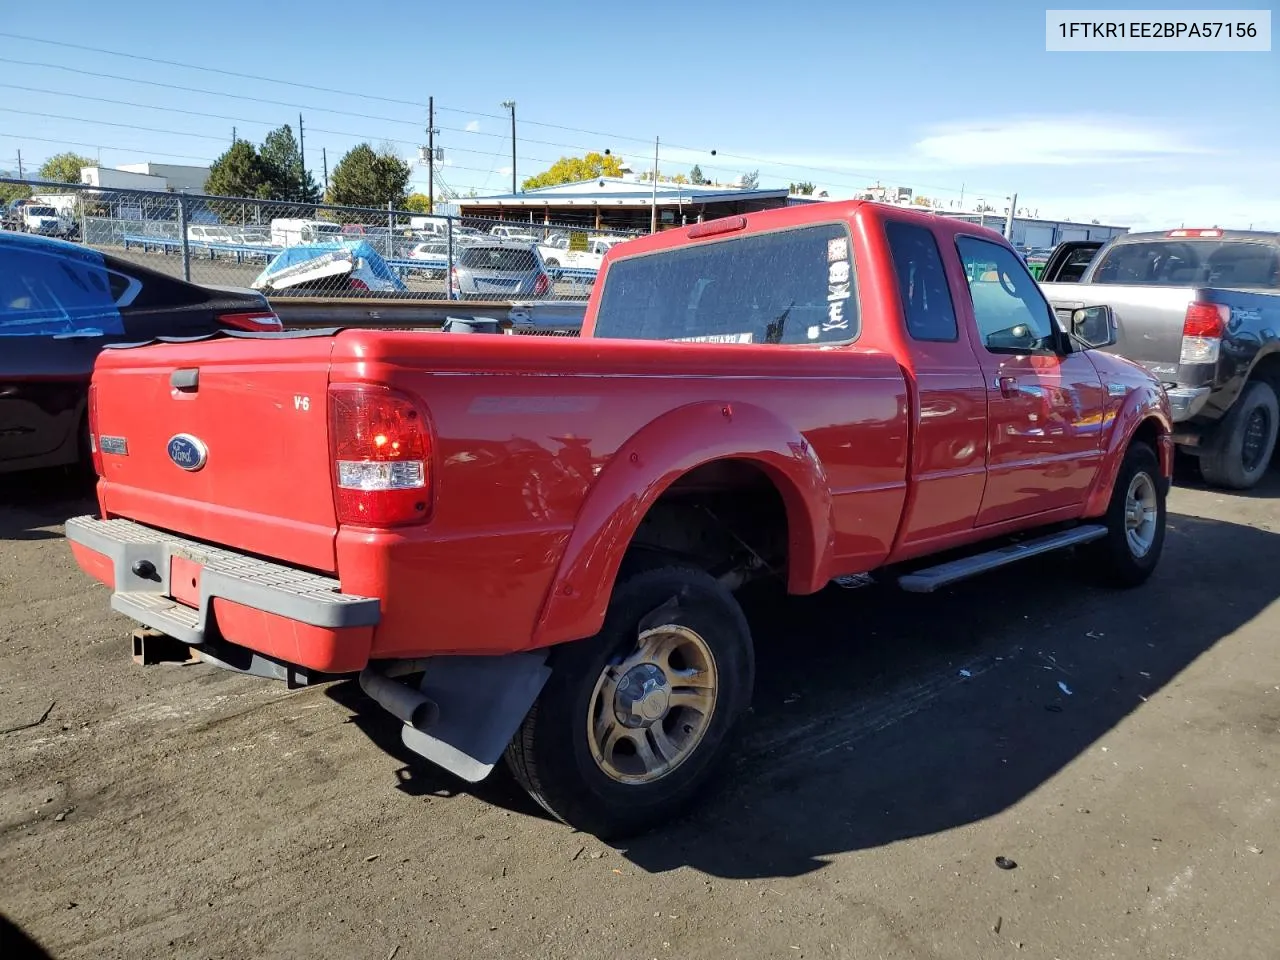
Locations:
2;465;1279;960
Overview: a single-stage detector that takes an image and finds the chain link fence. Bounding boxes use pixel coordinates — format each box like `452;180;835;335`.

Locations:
1;178;640;303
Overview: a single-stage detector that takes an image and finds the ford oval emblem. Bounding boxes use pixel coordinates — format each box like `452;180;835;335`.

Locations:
166;434;208;472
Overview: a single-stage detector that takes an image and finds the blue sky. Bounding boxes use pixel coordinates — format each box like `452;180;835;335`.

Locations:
1;0;1276;229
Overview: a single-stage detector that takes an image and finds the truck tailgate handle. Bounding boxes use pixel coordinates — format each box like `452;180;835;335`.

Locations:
170;368;199;391
998;375;1018;398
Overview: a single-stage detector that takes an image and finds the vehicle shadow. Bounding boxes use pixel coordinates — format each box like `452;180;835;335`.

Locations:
0;912;57;960
1172;453;1280;498
0;469;96;541
327;511;1280;879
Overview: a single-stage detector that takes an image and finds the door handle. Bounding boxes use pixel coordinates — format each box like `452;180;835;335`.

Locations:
998;375;1019;398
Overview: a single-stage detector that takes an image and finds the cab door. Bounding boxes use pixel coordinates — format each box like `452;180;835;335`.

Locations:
954;235;1107;526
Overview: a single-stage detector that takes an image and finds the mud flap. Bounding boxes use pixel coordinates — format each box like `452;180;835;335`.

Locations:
400;651;552;783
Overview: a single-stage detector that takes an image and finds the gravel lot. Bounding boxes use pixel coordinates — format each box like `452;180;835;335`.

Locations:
2;465;1279;959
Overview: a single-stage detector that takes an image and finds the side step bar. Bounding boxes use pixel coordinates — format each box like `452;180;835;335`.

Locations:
897;524;1108;594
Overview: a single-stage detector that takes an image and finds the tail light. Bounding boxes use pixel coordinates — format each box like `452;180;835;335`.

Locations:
533;272;550;297
449;267;460;296
1180;301;1229;365
218;310;283;332
1167;229;1223;238
349;278;370;291
329;384;431;527
87;381;103;476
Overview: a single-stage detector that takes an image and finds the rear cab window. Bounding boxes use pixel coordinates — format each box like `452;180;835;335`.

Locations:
0;246;126;337
1092;239;1280;287
593;221;858;344
461;246;539;271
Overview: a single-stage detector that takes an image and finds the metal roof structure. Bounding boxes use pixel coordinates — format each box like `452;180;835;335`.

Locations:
453;177;789;209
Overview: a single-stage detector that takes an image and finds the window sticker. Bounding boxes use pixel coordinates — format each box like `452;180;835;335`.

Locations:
672;332;754;343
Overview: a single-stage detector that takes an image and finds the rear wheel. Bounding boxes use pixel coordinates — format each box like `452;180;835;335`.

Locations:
1199;380;1279;490
504;565;754;839
1083;441;1166;588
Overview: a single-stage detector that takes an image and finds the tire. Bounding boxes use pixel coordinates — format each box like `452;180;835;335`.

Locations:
1083;441;1166;588
505;564;754;839
545;258;560;268
1199;380;1279;490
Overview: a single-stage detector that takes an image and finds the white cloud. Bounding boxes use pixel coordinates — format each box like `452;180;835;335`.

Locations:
912;117;1211;167
465;120;481;133
1035;184;1280;232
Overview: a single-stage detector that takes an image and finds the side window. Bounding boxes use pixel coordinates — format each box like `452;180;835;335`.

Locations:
956;236;1057;354
0;248;125;337
884;220;958;342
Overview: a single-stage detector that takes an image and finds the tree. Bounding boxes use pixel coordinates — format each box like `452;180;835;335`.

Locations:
38;152;94;186
328;143;411;208
404;192;433;213
671;173;689;184
739;170;759;190
259;124;320;203
790;181;816;195
689;165;708;185
912;195;932;207
205;139;271;200
0;180;31;207
522;152;623;191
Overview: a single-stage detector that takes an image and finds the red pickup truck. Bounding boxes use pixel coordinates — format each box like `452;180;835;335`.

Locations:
68;201;1173;838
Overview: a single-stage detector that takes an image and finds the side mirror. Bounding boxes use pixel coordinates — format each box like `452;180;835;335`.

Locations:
1071;305;1117;349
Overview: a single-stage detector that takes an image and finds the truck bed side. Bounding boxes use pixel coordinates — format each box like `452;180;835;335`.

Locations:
87;330;910;659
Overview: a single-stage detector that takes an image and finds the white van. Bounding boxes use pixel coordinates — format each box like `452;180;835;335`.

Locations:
270;218;345;247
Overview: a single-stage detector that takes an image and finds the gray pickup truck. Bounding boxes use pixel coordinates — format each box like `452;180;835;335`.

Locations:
1040;229;1280;489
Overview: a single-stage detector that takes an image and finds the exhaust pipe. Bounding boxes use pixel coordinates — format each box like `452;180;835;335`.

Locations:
358;665;440;731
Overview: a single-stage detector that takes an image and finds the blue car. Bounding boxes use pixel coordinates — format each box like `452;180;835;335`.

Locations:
0;233;281;475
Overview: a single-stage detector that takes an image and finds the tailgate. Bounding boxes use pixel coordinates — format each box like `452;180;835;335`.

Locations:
1041;282;1196;381
92;333;340;573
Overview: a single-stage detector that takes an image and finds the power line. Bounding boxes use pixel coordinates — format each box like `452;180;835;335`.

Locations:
0;103;595;171
4;133;216;164
0;31;427;109
1;131;541;182
0;48;991;196
0;57;423;128
0;106;231;141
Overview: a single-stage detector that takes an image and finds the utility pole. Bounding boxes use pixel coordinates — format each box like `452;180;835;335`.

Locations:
650;136;659;234
1004;192;1018;241
232;126;236;144
322;148;329;198
427;96;436;214
297;113;306;199
16;149;23;180
501;100;516;194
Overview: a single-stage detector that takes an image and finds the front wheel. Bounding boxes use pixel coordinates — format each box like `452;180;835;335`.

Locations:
504;564;754;839
1083;441;1166;588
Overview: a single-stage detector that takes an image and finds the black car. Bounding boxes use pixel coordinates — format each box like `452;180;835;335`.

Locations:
0;232;281;475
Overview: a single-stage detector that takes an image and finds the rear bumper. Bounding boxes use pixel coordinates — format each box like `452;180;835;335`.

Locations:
66;515;380;673
1165;385;1213;423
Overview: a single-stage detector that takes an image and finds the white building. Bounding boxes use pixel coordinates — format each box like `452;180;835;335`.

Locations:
116;163;210;193
79;163;210;193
